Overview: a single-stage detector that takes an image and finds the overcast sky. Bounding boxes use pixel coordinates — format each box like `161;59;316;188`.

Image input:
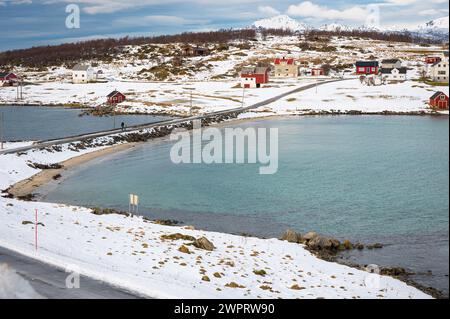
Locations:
0;0;448;51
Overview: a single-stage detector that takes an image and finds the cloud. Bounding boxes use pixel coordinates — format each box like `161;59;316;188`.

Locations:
418;9;441;15
0;0;32;5
287;1;370;22
257;5;280;17
42;0;262;15
114;15;209;27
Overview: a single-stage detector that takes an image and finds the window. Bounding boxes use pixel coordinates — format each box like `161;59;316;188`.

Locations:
440;95;446;101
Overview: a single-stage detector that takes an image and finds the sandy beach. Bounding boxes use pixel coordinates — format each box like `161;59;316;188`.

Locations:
7;142;137;198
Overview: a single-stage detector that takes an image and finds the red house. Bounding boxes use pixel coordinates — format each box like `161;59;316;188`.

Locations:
107;90;126;104
240;67;270;88
425;56;441;65
311;68;325;76
0;72;18;86
429;92;449;110
355;61;379;75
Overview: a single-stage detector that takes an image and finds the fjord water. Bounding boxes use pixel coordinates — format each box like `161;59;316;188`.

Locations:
41;116;449;293
0;105;169;141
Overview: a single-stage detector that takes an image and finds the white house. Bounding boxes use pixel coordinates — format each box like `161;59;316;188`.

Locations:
240;76;258;88
72;64;94;84
381;59;402;69
429;61;449;83
381;67;407;82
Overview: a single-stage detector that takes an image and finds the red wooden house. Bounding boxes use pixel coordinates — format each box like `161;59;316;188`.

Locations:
355;61;379;75
311;68;325;76
240;67;270;88
429;92;449;110
0;72;18;86
107;90;126;104
425;56;441;65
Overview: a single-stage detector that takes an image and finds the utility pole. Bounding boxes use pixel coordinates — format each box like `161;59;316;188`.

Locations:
241;86;246;108
113;105;116;129
0;112;4;150
15;80;23;101
190;91;193;115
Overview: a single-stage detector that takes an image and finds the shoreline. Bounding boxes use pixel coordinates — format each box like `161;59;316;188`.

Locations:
5;111;449;198
7;143;137;198
2;113;448;299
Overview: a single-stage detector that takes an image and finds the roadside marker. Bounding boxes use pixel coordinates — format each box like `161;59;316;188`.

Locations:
129;194;139;214
35;209;38;252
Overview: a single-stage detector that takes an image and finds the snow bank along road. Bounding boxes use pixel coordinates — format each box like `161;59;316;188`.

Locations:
0;246;140;299
0;79;345;156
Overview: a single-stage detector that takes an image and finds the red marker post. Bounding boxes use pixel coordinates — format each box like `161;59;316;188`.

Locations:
35;209;38;251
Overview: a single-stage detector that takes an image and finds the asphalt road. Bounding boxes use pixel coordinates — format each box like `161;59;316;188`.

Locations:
0;246;142;299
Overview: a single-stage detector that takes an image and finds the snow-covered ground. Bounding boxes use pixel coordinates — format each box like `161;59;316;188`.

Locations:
0;264;43;299
260;79;450;115
0;138;433;299
0;78;317;116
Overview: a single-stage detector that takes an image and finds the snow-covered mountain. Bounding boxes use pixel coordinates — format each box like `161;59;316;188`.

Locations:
252;15;448;41
252;15;307;32
319;23;354;32
417;16;449;33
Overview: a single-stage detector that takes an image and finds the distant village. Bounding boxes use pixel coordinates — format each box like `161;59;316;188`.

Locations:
1;43;449;111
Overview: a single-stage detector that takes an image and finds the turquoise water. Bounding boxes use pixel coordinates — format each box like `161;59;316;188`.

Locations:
40;116;449;293
0;105;170;141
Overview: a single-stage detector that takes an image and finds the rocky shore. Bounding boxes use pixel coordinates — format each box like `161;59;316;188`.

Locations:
279;229;447;299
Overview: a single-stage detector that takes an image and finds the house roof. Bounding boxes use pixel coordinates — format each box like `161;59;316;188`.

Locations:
0;72;10;78
381;67;407;74
275;58;294;65
430;91;448;100
72;64;91;71
381;59;400;64
241;66;269;75
255;67;269;74
431;60;447;67
107;90;124;98
356;61;379;67
241;67;256;75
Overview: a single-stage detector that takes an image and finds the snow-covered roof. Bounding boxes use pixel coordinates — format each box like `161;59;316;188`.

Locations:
72;64;91;71
381;67;407;74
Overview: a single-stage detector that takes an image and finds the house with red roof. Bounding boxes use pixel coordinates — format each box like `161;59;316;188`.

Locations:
274;57;298;78
0;72;18;87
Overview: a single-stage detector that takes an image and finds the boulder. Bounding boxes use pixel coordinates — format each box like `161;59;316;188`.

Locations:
178;245;191;254
281;229;302;243
302;232;318;242
193;237;215;251
307;235;340;251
